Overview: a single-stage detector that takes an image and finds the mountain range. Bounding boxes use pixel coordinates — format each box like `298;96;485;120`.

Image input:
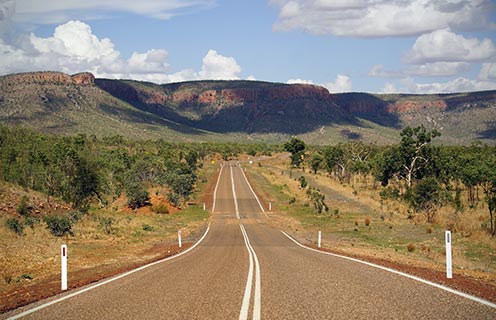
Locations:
0;71;495;145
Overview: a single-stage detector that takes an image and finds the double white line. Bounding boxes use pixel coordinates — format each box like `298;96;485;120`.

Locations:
239;224;261;320
229;164;261;319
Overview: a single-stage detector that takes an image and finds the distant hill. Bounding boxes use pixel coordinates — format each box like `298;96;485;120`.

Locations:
0;71;495;145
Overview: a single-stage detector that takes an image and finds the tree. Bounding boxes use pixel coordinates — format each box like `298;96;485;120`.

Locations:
298;176;307;188
405;177;442;223
284;138;306;168
309;152;323;174
380;126;440;188
126;180;150;209
479;147;496;236
323;145;346;179
306;188;328;214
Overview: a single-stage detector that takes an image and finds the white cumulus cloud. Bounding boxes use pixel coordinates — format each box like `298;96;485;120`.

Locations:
324;74;352;93
199;49;241;80
393;77;496;94
405;29;496;64
0;20;243;84
287;78;314;85
271;0;494;37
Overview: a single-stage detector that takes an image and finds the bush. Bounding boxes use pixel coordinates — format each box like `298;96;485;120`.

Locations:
288;196;296;204
407;243;416;252
142;224;154;231
380;187;400;200
25;216;40;229
5;218;24;236
68;210;84;222
152;203;169;214
98;216;115;235
126;182;150;209
167;192;181;207
17;195;31;216
298;176;307;189
43;215;74;237
365;217;371;226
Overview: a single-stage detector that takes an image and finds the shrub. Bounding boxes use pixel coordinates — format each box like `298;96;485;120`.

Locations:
380;187;400;200
68;210;84;222
142;224;154;231
167;192;181;207
298;176;307;189
407;243;416;252
98;216;115;235
25;216;40;229
21;273;33;280
126;182;150;209
152;203;169;214
365;217;371;226
17;195;30;216
43;215;74;237
289;197;296;204
5;218;24;236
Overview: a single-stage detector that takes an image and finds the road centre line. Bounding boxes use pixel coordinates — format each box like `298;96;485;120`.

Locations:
281;231;496;310
6;224;212;320
239;224;261;320
211;163;224;213
230;165;240;219
238;166;267;218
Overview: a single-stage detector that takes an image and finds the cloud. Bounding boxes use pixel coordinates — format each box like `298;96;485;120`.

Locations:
370;62;471;78
10;0;215;25
324;74;352;93
199;49;241;80
381;83;399;94
405;29;496;64
479;63;496;81
271;0;495;37
0;20;242;83
287;78;314;85
390;77;496;94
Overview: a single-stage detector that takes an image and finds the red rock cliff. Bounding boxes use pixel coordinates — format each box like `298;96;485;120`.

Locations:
0;71;95;86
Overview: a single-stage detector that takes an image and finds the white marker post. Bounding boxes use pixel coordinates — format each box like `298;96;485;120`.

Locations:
269;202;272;211
61;244;68;290
203;202;206;211
446;231;453;279
318;231;322;248
178;230;182;248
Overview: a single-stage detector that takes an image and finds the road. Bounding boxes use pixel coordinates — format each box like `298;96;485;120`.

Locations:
3;163;496;319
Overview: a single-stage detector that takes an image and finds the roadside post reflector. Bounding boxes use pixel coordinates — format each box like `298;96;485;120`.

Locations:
269;202;272;211
178;230;182;248
446;231;452;279
203;202;206;211
61;244;67;290
318;231;322;248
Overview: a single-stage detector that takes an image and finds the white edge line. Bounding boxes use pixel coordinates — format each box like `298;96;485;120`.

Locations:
7;223;212;320
280;230;496;310
238;166;267;218
239;224;254;320
212;163;224;213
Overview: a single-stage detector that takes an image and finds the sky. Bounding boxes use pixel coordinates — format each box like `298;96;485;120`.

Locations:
0;0;495;94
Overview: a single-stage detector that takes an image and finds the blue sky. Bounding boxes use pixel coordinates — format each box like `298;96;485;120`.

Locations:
1;0;495;93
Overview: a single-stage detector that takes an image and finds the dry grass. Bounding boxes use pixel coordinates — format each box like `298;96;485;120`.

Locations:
0;165;215;300
248;153;496;285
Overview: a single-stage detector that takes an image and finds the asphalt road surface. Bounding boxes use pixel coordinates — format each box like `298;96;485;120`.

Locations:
3;163;496;319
